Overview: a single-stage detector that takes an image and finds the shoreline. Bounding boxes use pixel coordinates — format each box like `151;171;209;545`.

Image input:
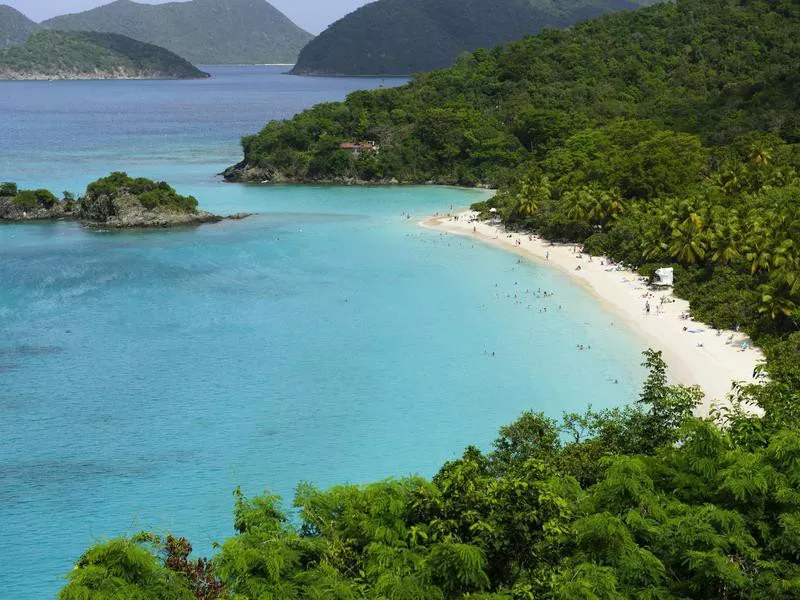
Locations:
421;210;765;415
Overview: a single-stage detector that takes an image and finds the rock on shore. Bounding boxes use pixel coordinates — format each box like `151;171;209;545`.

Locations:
0;197;75;221
1;173;246;228
78;190;222;228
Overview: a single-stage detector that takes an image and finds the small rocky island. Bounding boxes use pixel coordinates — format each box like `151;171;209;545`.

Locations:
0;173;238;228
0;30;208;80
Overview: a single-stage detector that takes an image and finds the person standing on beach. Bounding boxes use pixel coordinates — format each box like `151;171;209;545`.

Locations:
646;300;651;314
545;251;549;260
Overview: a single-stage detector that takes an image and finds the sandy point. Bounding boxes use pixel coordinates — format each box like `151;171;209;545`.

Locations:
421;210;765;416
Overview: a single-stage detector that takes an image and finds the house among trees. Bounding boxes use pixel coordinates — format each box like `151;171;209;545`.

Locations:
339;141;379;155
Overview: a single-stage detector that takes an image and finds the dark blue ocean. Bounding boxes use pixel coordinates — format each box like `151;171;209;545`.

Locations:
0;66;646;597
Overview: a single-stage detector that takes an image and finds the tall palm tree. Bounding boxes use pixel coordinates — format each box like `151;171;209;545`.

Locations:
514;175;550;219
773;251;800;300
709;211;742;265
750;143;773;167
562;188;588;223
602;189;625;223
669;219;707;265
743;217;776;274
759;284;797;319
715;164;748;195
582;188;607;226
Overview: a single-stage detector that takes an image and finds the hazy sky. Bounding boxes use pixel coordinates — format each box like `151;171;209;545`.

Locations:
5;0;372;33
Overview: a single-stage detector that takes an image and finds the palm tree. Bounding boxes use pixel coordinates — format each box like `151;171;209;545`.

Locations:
759;284;797;319
743;217;776;274
709;212;742;265
669;219;707;265
749;143;773;167
602;189;625;223
715;164;747;195
582;188;606;226
772;251;800;303
509;175;550;224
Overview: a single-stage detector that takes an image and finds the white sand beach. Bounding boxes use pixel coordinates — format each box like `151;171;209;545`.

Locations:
422;210;765;415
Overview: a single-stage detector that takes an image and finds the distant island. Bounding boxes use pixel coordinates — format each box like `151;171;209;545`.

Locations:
0;30;208;80
291;0;660;76
41;0;314;65
0;173;240;227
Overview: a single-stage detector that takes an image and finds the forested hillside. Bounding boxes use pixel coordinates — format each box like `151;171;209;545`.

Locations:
0;4;37;49
0;30;209;79
234;0;798;185
42;0;313;65
292;0;660;75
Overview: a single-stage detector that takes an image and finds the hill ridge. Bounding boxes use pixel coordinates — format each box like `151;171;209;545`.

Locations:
291;0;660;76
41;0;313;65
0;4;38;49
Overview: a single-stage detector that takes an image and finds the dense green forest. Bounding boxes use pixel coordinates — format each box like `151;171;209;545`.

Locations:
41;0;313;65
292;0;659;76
0;30;208;79
58;0;800;596
0;4;37;49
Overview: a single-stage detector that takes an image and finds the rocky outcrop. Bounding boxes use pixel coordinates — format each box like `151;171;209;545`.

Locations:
222;161;292;184
1;174;251;228
78;191;221;228
0;197;74;221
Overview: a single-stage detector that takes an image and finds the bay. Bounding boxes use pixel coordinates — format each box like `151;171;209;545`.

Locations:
0;66;646;597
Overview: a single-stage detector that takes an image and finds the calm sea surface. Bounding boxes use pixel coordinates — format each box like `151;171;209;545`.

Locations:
0;66;646;597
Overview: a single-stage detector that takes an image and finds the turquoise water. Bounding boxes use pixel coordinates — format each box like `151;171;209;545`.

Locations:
0;67;646;597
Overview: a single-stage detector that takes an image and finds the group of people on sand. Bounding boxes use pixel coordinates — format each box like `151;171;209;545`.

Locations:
642;292;674;316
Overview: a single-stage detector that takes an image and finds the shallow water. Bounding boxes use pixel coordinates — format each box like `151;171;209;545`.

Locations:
0;66;646;597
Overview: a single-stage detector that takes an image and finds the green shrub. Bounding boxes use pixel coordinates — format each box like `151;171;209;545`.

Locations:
12;189;58;210
0;182;18;197
86;172;198;213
